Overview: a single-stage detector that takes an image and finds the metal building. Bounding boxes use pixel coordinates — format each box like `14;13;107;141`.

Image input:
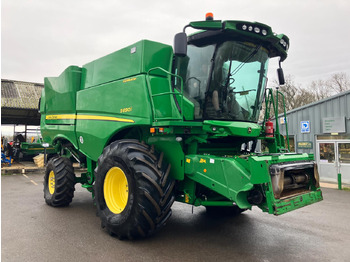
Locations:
277;90;350;184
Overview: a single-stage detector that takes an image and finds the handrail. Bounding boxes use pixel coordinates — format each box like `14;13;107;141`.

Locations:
264;88;290;152
146;67;184;122
277;91;290;151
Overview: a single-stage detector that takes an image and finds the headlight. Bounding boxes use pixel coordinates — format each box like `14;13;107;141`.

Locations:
279;38;289;50
238;23;270;37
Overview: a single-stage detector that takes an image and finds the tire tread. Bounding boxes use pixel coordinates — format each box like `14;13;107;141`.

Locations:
95;139;175;239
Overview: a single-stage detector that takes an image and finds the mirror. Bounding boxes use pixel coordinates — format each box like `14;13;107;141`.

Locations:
277;67;285;85
174;32;187;57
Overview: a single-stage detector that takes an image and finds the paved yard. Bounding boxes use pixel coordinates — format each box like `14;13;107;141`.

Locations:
2;171;350;262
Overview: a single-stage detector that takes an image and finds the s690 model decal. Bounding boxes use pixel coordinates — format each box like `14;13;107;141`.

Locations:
120;107;132;113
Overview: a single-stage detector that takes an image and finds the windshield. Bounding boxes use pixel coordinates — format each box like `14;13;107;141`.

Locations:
182;41;269;122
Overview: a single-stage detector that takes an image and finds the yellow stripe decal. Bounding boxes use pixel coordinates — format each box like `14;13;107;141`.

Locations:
26;148;55;150
46;114;134;123
76;115;134;123
123;77;136;83
46;114;76;120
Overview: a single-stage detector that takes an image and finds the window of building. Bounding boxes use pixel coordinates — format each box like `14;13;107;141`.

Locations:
319;143;335;163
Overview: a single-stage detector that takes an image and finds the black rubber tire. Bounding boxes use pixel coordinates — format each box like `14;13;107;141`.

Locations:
95;140;175;240
44;157;75;207
205;205;246;217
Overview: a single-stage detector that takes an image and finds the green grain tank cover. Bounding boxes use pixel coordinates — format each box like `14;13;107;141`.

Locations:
82;40;173;89
44;66;83;115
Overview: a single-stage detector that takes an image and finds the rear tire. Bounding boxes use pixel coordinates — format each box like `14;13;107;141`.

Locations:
95;140;175;239
44;157;75;207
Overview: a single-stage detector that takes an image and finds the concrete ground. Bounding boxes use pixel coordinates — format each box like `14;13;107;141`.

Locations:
2;169;350;262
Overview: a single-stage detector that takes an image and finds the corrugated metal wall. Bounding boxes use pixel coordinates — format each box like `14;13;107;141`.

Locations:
277;90;350;154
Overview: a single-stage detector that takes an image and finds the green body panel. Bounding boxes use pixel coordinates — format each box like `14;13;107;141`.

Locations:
148;76;182;120
184;152;322;214
189;20;223;30
182;96;195;121
42;66;82;115
147;136;185;180
41;40;176;161
223;21;288;60
266;189;323;215
40;123;78;148
40;66;83;149
203;120;261;137
82;40;173;89
188;19;288;60
75;75;152;160
185;154;253;208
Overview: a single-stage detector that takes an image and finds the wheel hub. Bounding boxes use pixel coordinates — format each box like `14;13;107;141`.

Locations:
104;167;129;214
48;170;55;195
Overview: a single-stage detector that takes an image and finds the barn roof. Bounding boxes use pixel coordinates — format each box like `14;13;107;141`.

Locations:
1;79;43;125
1;79;43;109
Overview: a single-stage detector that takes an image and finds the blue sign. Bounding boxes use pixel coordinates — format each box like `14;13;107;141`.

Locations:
301;121;310;133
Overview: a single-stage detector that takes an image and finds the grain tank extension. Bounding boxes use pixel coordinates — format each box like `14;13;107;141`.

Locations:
40;14;322;239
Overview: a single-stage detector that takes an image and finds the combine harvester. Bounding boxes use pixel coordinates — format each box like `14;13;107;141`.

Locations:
40;13;322;239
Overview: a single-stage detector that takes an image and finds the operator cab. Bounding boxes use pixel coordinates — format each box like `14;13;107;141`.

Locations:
179;40;268;122
173;15;288;123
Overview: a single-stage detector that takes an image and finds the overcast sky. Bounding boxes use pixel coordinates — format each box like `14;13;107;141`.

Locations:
2;0;350;88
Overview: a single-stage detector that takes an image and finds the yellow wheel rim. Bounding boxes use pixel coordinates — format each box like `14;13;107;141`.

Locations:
104;167;129;214
48;171;55;195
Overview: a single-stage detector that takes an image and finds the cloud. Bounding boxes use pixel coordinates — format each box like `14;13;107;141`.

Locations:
2;0;350;86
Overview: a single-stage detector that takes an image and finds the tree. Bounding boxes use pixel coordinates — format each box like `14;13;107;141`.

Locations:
326;72;350;93
309;72;350;99
309;80;329;100
272;75;317;114
261;72;349;120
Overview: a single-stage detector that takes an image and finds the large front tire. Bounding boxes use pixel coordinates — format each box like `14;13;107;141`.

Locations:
95;140;175;239
44;157;75;207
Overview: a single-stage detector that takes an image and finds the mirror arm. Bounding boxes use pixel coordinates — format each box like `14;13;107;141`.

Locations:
183;24;190;33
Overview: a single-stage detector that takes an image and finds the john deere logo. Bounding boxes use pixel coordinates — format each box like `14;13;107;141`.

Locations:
247;127;252;134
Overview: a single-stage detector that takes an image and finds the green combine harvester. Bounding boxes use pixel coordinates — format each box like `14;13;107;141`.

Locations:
40;13;322;239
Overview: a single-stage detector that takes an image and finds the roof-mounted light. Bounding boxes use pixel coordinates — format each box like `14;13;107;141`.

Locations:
279;38;289;50
206;12;214;21
238;22;270;37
